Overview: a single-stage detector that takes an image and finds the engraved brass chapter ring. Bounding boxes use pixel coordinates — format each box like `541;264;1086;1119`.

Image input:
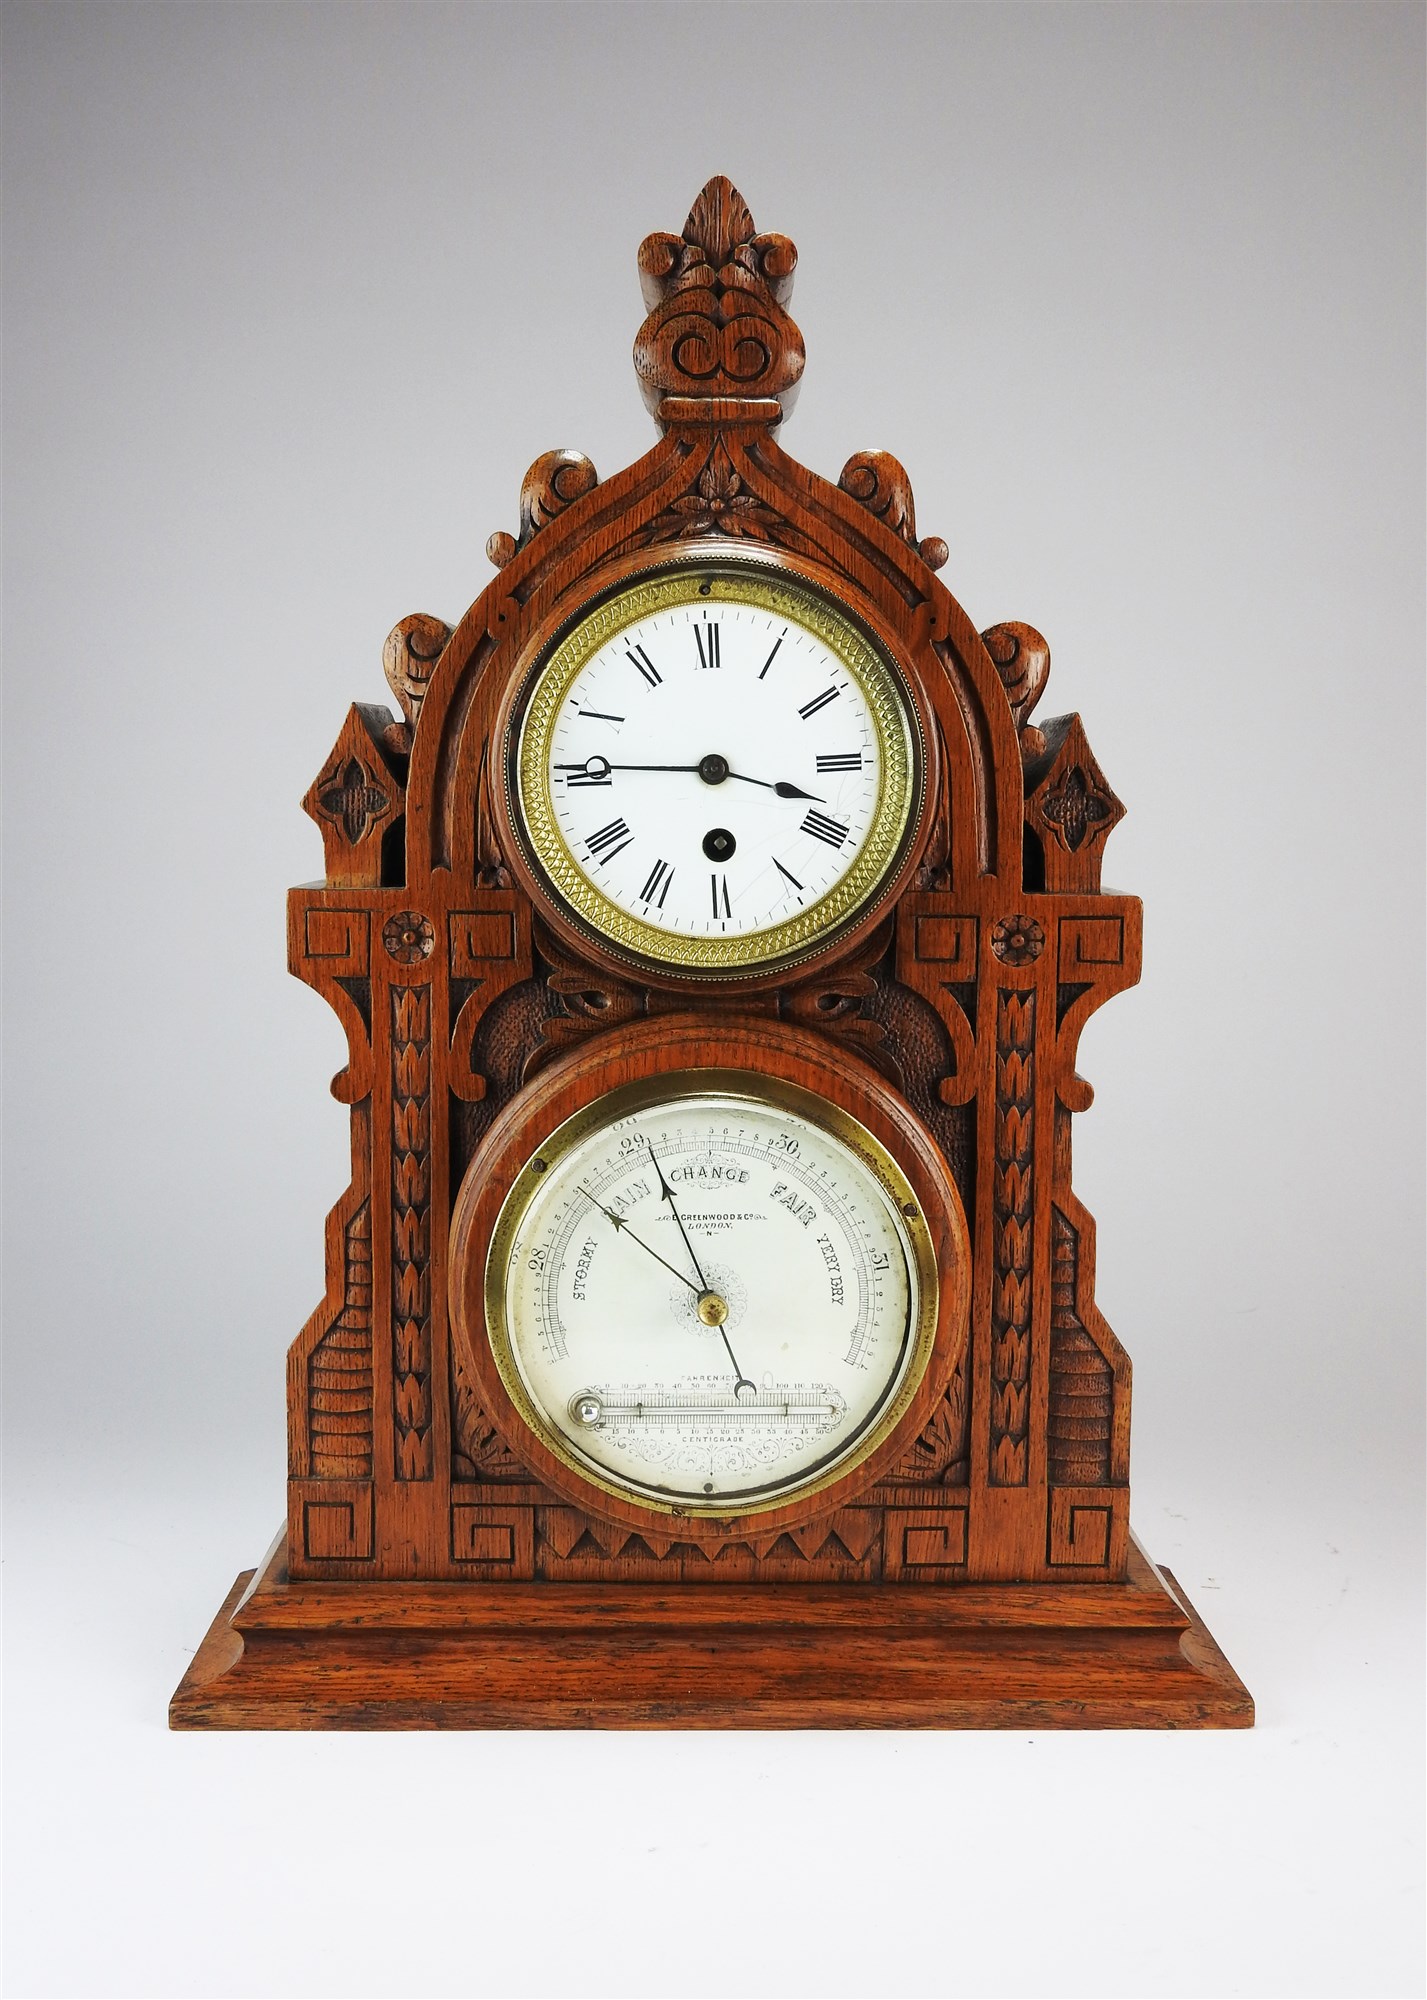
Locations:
507;557;922;977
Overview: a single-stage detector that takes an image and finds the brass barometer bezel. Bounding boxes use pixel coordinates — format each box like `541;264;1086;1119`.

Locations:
481;1068;941;1519
448;1015;972;1546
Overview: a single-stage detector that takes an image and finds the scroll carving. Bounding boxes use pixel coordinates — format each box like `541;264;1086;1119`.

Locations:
633;175;804;424
888;1364;969;1485
452;1347;530;1482
982;621;1051;757
838;451;948;570
778;918;899;1083
487;449;599;569
383;615;452;734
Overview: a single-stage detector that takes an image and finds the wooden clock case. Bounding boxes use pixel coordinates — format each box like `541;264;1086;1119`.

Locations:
171;177;1251;1728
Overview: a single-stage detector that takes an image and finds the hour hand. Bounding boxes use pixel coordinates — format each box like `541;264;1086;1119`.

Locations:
724;769;824;802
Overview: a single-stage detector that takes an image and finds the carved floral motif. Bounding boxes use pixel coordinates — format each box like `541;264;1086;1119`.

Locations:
1040;765;1114;853
316;757;391;845
382;912;435;965
992;915;1045;966
640;441;783;544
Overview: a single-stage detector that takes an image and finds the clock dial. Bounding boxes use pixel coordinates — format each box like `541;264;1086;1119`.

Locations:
484;1077;938;1514
512;561;919;974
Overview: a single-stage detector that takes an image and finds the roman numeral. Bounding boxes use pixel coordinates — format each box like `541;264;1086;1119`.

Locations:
801;809;850;849
638;858;674;910
556;761;611;787
575;706;624;725
815;752;863;773
798;686;840;720
710;873;732;920
773;857;804;892
693;621;721;671
627;644;661;688
586;817;634;862
759;631;786;680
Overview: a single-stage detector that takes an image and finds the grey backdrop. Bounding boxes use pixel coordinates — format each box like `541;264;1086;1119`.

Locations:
5;5;1423;1997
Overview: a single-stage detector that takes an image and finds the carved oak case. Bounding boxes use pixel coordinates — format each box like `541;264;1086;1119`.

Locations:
172;179;1251;1728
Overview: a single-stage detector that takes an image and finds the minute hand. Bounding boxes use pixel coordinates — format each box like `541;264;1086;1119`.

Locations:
609;764;822;800
555;757;822;801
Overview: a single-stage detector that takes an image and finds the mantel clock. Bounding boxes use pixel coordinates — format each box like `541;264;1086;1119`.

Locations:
172;178;1251;1728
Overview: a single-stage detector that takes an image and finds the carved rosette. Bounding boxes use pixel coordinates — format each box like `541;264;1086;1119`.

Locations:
633;176;804;425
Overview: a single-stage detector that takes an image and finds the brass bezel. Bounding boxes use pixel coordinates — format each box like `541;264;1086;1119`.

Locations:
482;1068;942;1518
510;557;920;975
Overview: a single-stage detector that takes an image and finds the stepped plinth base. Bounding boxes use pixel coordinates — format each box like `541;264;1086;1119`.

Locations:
170;1532;1252;1730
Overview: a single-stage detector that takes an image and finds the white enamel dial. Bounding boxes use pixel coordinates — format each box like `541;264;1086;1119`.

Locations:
513;563;919;974
486;1084;931;1512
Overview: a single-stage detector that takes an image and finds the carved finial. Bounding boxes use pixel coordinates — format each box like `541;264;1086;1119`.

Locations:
488;448;599;569
633;175;804;430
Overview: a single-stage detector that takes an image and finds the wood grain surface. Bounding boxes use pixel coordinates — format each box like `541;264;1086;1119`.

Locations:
174;175;1251;1729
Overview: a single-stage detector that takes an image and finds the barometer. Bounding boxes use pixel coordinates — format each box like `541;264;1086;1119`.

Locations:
481;1076;938;1513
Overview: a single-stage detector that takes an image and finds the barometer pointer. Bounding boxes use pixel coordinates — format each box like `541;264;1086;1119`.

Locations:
645;1140;758;1399
572;1184;700;1294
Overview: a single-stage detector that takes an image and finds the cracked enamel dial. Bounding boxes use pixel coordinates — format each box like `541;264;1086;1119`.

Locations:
512;560;920;974
484;1077;938;1515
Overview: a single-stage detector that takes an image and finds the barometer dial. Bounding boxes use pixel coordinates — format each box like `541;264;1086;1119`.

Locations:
483;1077;939;1514
510;560;921;975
